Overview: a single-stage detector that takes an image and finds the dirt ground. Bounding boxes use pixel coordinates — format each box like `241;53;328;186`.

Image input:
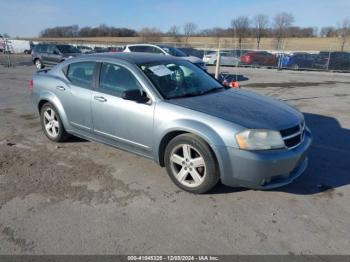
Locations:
0;61;350;254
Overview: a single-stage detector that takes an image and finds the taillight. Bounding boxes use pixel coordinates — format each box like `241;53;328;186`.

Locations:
29;79;33;92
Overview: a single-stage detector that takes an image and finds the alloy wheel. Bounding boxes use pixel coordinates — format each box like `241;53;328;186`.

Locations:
43;107;59;138
35;60;42;69
169;144;206;188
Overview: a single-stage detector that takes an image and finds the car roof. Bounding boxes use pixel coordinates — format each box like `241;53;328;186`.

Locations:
126;43;159;47
157;44;177;48
84;52;180;64
126;43;179;50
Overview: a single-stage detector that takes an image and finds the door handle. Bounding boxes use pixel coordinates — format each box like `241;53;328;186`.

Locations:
94;96;107;102
56;86;65;91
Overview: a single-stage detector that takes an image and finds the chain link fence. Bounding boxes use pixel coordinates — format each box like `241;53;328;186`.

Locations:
165;39;350;73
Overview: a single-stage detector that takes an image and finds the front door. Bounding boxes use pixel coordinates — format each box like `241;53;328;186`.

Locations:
91;62;154;156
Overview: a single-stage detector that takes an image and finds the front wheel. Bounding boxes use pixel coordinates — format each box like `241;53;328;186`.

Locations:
164;134;219;194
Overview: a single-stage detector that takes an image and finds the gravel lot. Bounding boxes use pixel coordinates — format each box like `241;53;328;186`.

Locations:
0;57;350;255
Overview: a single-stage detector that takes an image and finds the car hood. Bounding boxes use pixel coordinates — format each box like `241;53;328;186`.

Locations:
166;89;303;130
181;56;203;64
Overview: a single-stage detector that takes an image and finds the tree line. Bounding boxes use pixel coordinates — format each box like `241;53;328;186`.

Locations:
39;13;350;50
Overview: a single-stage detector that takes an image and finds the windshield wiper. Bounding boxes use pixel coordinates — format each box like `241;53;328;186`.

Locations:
168;92;203;99
168;87;225;99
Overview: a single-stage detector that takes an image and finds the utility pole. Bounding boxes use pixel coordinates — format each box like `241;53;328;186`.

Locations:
214;40;221;79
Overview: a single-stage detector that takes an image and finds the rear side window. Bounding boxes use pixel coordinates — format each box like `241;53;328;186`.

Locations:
66;62;95;88
47;45;56;54
149;47;164;54
37;44;48;53
129;46;147;52
129;45;163;54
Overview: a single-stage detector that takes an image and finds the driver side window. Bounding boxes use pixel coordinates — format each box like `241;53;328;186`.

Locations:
99;63;143;97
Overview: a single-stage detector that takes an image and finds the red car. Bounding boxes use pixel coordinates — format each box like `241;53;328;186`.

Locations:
240;51;278;67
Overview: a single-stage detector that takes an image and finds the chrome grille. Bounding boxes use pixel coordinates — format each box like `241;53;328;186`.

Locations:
280;121;305;149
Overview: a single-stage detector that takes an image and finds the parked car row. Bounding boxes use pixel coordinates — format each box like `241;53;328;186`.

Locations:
204;49;350;71
30;42;350;72
32;43;207;71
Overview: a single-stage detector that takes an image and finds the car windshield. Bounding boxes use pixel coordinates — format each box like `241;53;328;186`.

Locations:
139;60;223;99
57;45;81;53
160;46;187;57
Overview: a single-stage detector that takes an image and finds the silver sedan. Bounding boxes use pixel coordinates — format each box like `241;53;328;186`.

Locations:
31;53;312;193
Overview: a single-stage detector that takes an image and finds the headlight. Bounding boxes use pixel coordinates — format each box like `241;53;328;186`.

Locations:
235;129;285;150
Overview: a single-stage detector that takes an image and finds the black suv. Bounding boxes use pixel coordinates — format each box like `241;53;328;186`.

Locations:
31;43;81;69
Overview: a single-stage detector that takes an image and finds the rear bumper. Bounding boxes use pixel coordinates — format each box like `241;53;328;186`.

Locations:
220;129;312;189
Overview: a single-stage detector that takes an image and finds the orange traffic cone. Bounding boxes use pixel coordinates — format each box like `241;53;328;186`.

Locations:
230;80;240;88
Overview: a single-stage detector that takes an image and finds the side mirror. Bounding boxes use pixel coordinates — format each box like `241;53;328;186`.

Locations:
53;50;60;55
122;89;150;103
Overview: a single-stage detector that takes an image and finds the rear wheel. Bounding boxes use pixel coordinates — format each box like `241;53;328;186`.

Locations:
34;59;44;69
252;61;259;68
164;134;219;194
292;64;299;70
40;102;70;142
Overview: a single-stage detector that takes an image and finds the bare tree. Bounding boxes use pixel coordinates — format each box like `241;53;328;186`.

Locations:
231;16;250;49
320;26;337;37
273;12;294;49
253;14;269;49
337;19;350;51
183;22;197;44
138;27;162;43
167;25;181;42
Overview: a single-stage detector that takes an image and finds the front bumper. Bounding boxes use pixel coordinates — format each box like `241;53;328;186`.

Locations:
220;129;312;189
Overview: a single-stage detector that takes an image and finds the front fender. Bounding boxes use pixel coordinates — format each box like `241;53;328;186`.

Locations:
154;119;233;180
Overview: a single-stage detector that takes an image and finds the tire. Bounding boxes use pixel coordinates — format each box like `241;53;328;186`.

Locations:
40;102;70;142
34;59;44;69
164;133;219;194
252;62;259;68
292;64;299;70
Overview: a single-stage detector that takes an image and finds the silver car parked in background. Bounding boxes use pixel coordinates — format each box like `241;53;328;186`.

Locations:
203;51;240;66
124;43;207;71
31;53;312;193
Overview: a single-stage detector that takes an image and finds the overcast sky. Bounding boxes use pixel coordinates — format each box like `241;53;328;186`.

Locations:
1;0;350;37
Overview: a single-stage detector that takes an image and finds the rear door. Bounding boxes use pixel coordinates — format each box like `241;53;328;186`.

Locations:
40;44;50;65
60;61;96;132
46;45;61;65
91;62;154;156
